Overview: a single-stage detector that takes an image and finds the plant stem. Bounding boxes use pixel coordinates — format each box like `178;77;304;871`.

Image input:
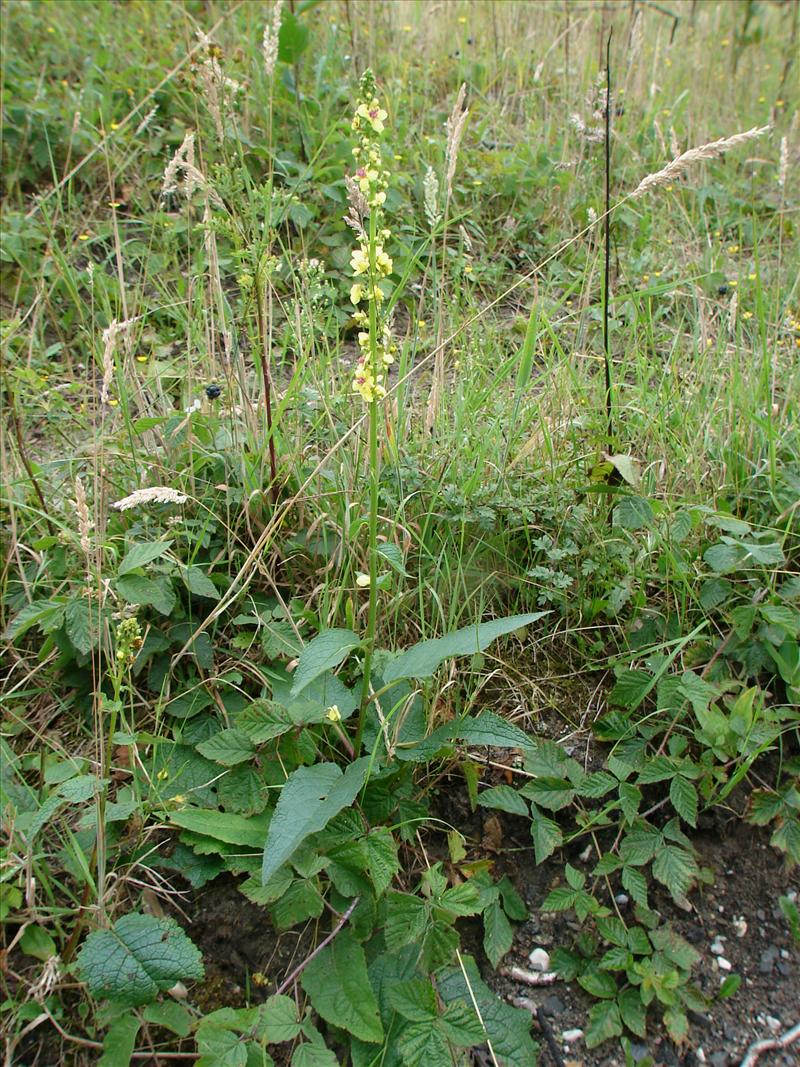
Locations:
356;210;381;751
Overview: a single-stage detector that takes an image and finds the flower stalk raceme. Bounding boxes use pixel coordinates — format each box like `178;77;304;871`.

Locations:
347;70;395;747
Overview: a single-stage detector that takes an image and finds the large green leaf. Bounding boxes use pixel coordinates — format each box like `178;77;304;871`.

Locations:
300;929;383;1043
289;629;362;697
383;613;548;684
437;954;538;1067
76;913;203;1006
168;809;269;848
118;540;173;575
261;758;370;883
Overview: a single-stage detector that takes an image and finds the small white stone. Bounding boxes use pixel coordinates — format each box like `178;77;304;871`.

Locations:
733;917;747;938
786;889;797;903
562;1029;584;1044
615;893;629;906
711;937;726;955
697;1049;706;1063
528;948;551;972
766;1016;782;1033
780;949;790;960
717;957;732;972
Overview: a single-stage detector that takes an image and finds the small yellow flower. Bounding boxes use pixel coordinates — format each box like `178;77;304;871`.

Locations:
654;270;662;277
47;26;55;33
157;768;169;781
758;95;766;103
171;794;187;806
394;153;403;161
110;122;121;131
252;973;269;986
566;299;573;306
472;179;483;186
78;233;90;241
402;24;412;32
326;705;342;723
721;37;730;46
356;573;371;588
108;200;121;208
350;283;364;305
417;319;427;330
729;279;738;287
748;272;756;280
457;16;467;24
351;247;370;275
742;311;753;320
714;230;722;237
727;244;739;254
464;264;473;274
776;99;784;107
665;184;673;192
136;355;148;363
642;274;650;283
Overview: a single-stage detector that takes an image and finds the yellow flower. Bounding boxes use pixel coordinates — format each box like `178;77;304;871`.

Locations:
350;283;364;305
78;233;90;241
110;122;121;131
356;573;371;587
108;398;119;407
402;24;412;32
457;16;467;24
325;705;342;722
727;244;739;253
136;355;148;363
356;99;388;134
742;310;753;320
375;248;393;276
351;247;370;275
472;179;483;186
748;273;756;280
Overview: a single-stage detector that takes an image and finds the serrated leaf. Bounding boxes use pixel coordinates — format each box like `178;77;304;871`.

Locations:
99;1014;140;1067
477;785;528;816
116;574;176;616
118;540;173;575
183;566;220;600
621;866;649;908
610;669;654;710
142;1001;193;1037
578;771;618;798
530;810;562;864
437;954;538;1067
254;994;302;1042
76;913;203;1006
377;542;408;577
291;1046;338;1067
4;599;65;642
617;987;646;1037
196;729;254;767
483;899;513;967
652;845;699;903
669;776;698;827
521;776;575;811
585;1000;623;1048
383;613;548;684
771;817;800;863
363;827;399;897
261;758;370;884
578;965;618;999
289;629;361;697
615;496;653;530
300;929;383;1043
218;764;269;816
456;710;533;749
385;892;428;951
65;597;95;654
387;979;437;1022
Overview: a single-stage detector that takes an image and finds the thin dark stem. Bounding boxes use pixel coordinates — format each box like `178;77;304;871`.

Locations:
275;897;359;995
255;283;279;505
3;373;54;534
603;28;614;447
536;1007;566;1067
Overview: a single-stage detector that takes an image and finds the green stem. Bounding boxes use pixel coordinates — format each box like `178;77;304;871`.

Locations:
355;211;381;752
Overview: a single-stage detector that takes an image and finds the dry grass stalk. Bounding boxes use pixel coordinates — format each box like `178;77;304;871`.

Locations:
112;487;188;511
100;317;138;404
262;0;283;78
778;135;788;190
445;83;468;197
631;125;771;198
161;130;223;206
75;476;91;556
